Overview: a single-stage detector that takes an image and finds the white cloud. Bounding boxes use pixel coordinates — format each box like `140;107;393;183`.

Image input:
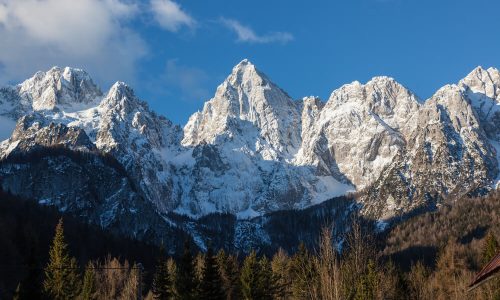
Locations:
150;0;195;32
0;0;147;86
220;18;293;44
104;0;139;18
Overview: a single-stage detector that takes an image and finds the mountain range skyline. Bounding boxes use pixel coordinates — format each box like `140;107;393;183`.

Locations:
1;59;498;220
1;0;500;125
3;59;499;128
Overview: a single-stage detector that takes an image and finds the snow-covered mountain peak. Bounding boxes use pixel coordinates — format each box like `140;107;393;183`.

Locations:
302;96;324;106
17;66;102;112
462;66;500;82
224;59;279;99
182;60;301;155
460;66;500;101
428;84;480;127
459;66;500;140
97;82;169;139
230;58;258;76
367;76;416;96
433;84;461;97
327;76;416;106
325;76;420;131
97;80;174;150
99;81;139;112
233;58;253;69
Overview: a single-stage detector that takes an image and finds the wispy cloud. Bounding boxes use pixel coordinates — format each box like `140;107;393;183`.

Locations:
220;17;293;44
0;0;146;85
150;0;195;32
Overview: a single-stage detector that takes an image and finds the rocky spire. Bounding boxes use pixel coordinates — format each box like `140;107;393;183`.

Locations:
182;59;302;156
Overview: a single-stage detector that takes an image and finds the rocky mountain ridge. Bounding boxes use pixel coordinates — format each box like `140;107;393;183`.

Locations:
0;61;498;248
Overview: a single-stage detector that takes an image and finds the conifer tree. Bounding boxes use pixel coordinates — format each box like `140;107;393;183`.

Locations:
199;247;225;300
152;247;172;300
80;262;96;300
271;248;291;299
257;256;274;300
354;259;377;300
43;218;81;300
194;252;205;284
217;250;241;300
290;243;317;299
166;257;177;290
240;251;262;300
175;241;197;300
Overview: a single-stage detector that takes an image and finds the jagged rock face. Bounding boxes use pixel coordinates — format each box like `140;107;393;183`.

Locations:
362;85;498;219
300;97;324;138
183;59;302;159
0;61;498;234
0;119;174;241
295;77;420;188
177;61;351;216
95;82;182;212
460;67;500;140
5;114;96;155
18;67;102;111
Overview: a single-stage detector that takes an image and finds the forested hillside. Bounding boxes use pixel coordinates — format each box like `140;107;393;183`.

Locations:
1;190;499;299
0;190;165;299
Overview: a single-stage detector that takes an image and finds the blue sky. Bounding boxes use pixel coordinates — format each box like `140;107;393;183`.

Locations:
1;0;499;124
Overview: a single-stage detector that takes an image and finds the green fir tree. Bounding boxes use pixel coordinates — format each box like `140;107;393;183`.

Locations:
79;262;96;300
199;247;225;300
43;218;81;300
240;251;264;300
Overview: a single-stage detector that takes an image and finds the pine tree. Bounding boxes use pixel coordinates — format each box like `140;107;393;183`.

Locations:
257;256;274;300
240;250;261;300
80;262;96;300
271;249;291;299
166;257;178;290
43;218;81;300
194;252;205;285
121;263;141;299
290;243;317;299
199;247;225;300
482;232;499;264
175;241;197;300
217;250;241;300
152;247;172;300
354;259;377;300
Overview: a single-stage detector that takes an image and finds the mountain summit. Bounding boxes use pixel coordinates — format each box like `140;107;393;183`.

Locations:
18;66;103;111
183;59;302;158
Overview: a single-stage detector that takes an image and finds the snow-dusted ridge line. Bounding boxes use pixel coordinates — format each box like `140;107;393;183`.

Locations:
0;61;498;222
